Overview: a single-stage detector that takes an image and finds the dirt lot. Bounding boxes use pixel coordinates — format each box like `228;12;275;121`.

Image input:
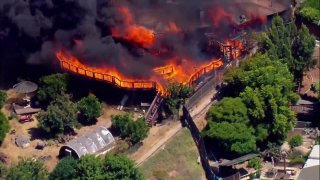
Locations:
0;89;124;171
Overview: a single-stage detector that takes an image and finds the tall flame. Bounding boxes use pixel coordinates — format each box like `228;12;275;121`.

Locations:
111;7;155;47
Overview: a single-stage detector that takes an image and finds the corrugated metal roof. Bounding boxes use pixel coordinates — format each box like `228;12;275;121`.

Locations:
64;126;115;158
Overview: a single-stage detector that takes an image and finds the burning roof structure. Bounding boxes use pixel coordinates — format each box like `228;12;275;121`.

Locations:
0;0;292;92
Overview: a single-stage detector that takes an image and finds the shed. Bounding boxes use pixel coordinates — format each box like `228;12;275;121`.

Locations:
59;126;115;159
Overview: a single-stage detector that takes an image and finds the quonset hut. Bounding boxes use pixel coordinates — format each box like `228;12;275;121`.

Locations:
59;126;115;159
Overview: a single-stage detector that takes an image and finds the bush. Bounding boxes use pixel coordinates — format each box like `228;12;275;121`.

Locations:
37;94;78;135
111;114;149;144
6;158;48;180
0;112;9;144
49;157;77;180
0;90;7;109
248;157;262;170
288;151;307;164
289;135;303;147
77;95;102;124
37;73;68;102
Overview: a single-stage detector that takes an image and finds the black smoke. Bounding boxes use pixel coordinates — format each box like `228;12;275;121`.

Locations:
0;0;291;85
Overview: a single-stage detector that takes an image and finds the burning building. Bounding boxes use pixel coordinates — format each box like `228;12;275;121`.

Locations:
0;0;292;92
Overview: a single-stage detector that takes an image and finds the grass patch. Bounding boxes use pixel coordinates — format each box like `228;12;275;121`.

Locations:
140;129;203;180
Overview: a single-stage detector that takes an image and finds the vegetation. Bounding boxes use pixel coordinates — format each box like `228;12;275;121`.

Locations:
299;0;320;24
49;157;78;180
111;114;149;144
0;162;7;179
0;90;7;108
203;98;257;155
50;154;143;180
76;155;104;180
37;94;78;135
0;112;9;144
104;154;143;180
164;82;193;114
260;16;315;81
6;158;48;180
140;129;202;180
77;95;102;124
248;157;263;170
37;73;68;102
311;81;320;99
204;54;297;155
289;135;303;147
288;151;307;164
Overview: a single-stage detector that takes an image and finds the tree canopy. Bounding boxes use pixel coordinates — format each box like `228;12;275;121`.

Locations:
204;54;298;155
111;114;149;144
0;90;7;108
50;155;143;180
260;16;315;81
103;154;143;180
37;93;78;135
203;98;257;155
0;112;9;144
49;157;78;180
164;82;193;114
76;155;104;180
77;95;102;124
37;73;68;102
6;158;48;180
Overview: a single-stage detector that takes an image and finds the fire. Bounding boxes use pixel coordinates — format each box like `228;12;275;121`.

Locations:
111;7;155;47
165;22;181;33
56;50;224;95
210;7;235;28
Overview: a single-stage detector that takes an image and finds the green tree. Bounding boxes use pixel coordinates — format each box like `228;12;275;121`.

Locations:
289;135;303;147
0;90;7;108
224;54;297;143
37;94;78;135
77;95;102;124
75;155;104;180
126;118;149;143
164;82;193;114
111;114;149;143
248;157;262;170
49;157;77;180
37;73;68;102
0;112;9;144
103;154;143;180
203;122;256;155
204;97;257;154
260;16;315;81
207;97;249;124
292;25;316;79
111;114;132;137
6;158;48;180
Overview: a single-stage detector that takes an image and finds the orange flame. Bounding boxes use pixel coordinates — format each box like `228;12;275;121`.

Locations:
55;50;225;95
111;7;155;47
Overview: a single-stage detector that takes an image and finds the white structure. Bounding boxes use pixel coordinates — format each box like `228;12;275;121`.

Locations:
59;126;115;159
304;145;320;168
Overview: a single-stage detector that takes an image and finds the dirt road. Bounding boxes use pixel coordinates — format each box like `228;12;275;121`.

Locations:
133;88;217;166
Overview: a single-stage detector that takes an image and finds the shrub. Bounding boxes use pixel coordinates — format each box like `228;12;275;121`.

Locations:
0;112;9;144
289;135;303;147
49;157;77;180
77;95;102;124
0;90;7;109
248;157;262;170
37;73;68;102
6;158;48;180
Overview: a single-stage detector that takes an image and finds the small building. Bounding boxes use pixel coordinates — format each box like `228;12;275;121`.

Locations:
59;126;115;159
